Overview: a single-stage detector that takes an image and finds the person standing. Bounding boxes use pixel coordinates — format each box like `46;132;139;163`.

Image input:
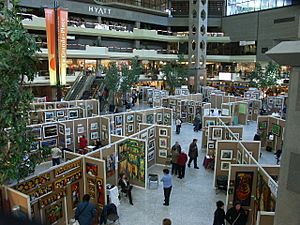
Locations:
177;149;188;179
213;201;225;225
225;202;247;225
160;169;172;206
175;118;182;134
188;139;199;169
274;149;282;165
79;135;88;154
51;146;62;166
75;194;96;225
171;142;181;175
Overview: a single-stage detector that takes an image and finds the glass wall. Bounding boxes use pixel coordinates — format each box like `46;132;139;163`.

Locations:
226;0;292;16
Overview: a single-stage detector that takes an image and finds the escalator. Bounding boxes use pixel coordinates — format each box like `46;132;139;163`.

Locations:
65;75;95;100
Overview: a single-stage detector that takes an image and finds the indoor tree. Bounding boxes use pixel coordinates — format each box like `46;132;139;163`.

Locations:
162;54;188;95
103;62;120;112
119;57;142;103
0;0;43;184
249;62;281;98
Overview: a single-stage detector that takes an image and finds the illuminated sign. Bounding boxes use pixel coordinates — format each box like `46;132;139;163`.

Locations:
88;6;111;15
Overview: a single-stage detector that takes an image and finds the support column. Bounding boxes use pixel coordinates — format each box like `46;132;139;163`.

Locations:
266;41;300;225
97;16;102;46
188;0;208;93
135;21;141;49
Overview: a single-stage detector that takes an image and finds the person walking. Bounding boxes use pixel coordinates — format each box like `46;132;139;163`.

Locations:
188;139;199;169
177;149;188;179
51;146;62;166
175;118;182;134
160;169;172;206
171;142;181;175
213;200;225;225
75;194;96;225
225;202;247;225
274;149;282;165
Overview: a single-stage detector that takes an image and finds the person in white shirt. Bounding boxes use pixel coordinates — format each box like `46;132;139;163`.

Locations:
51;146;62;166
175;118;182;134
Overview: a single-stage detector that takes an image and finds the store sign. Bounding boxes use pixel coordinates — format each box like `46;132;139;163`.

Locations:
44;8;68;86
88;6;111;15
268;178;278;198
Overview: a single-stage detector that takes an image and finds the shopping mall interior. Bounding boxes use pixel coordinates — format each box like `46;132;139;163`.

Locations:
0;0;300;225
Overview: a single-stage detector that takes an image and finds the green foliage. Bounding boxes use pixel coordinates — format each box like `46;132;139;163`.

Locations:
162;54;188;95
119;57;141;96
103;62;120;105
0;3;40;184
249;62;281;91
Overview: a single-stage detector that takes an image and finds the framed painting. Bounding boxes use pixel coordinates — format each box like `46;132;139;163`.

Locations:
159;149;168;158
234;172;254;206
212;128;223;140
221;162;231;171
221;150;233;160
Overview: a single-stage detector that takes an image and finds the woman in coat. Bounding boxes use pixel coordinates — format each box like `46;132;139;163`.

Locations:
213;201;225;225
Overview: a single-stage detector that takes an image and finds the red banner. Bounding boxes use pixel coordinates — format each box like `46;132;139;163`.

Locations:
44;8;68;85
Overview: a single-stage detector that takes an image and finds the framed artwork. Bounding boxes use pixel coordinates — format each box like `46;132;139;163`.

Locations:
56;110;64;117
221;162;231;171
237;151;242;164
66;128;71;135
86;163;97;176
140;132;148;140
71;182;80;209
136;114;142;122
146;114;154;124
231;133;240;140
149;128;154;138
58;125;65;134
115;128;123;136
222;108;230;116
45;111;55;122
148;150;154;161
66;138;72;145
102;125;107;131
57;118;65;122
159;138;167;148
159;149;168;158
208;142;215;149
43;124;58;138
259;121;267;130
69;110;78;119
90;122;98;130
212;128;223;140
220;150;233;160
148;140;155;149
30;141;39;151
206;120;215;127
77;126;85;134
91;132;99;140
40;139;57;148
156;113;162;122
87;104;94;110
234;172;254;206
32;127;42;139
128;124;134;132
159;128;168;137
96;178;105;206
272;124;281;136
115;115;123;126
45;202;63;224
127;114;134;123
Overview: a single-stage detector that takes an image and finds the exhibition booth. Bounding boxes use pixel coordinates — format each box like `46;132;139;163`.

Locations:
257;116;285;153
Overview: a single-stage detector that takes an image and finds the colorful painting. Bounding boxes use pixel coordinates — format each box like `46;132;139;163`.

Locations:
272;124;281;136
239;104;247;114
71;182;80;209
256;172;276;212
118;139;145;187
97;178;105;206
105;153;116;177
234;171;254;206
259;121;267;130
86;163;98;176
45;201;63;225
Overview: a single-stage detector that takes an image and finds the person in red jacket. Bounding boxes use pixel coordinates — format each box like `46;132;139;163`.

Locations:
177;149;188;179
79;135;88;154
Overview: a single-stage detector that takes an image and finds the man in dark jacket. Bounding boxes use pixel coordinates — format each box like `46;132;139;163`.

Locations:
213;200;225;225
225;202;247;225
188;139;199;169
177;149;188;179
75;194;96;225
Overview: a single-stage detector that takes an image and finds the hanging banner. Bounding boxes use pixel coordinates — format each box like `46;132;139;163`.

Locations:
58;9;68;85
44;8;68;86
44;8;56;86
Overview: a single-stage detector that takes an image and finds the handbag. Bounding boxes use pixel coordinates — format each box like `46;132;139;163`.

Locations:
232;213;241;225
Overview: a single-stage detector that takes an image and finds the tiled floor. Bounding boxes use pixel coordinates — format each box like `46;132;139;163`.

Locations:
32;117;276;225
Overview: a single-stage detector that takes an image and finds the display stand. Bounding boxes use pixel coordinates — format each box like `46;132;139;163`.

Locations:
266;95;287;118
